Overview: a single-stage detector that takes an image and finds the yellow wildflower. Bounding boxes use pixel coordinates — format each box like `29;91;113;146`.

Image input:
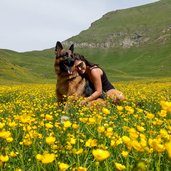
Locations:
0;155;9;162
77;166;87;171
121;151;129;158
45;114;53;121
92;149;110;161
70;137;76;144
9;151;17;157
6;136;13;143
45;123;53;129
125;106;134;114
75;148;83;155
63;120;72;128
146;112;154;119
122;136;131;144
117;106;124;111
0;130;11;139
160;101;171;112
0;123;5;129
158;110;167;117
137;126;145;132
115;162;126;170
23;138;32;146
58;162;69;171
102;107;110;115
97;126;105;133
72;123;79;129
46;136;56;145
36;154;42;161
129;128;139;139
41;153;55;164
85;139;97;147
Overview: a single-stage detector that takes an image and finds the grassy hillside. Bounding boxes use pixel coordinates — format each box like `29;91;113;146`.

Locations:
0;49;55;84
0;0;171;83
68;0;171;45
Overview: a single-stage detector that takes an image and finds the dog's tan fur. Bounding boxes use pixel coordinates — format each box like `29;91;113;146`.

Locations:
54;41;87;103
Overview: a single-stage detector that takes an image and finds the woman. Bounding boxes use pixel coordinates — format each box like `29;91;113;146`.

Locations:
74;54;125;105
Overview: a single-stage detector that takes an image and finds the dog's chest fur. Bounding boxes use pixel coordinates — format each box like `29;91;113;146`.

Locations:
57;75;86;96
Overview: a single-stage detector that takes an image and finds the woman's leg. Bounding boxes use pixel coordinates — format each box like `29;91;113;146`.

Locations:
106;89;125;103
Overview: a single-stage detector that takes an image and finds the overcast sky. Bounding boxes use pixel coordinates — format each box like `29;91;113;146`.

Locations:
0;0;159;52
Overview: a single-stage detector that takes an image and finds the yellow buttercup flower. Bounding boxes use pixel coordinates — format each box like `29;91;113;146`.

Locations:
0;123;5;129
0;155;9;162
58;162;69;171
46;136;56;145
41;153;55;164
129;128;139;139
160;101;171;112
45;123;53;129
45;114;53;121
137;126;145;132
125;106;134;114
36;154;42;161
72;123;79;129
36;153;55;164
0;130;11;139
117;106;124;111
102;107;110;115
70;137;76;144
146;112;154;119
9;151;17;157
122;136;131;144
85;138;97;147
6;136;13;143
158;110;167;117
63;120;72;128
97;126;105;133
121;151;129;158
75;148;83;155
77;166;87;171
115;162;126;170
165;142;171;159
92;149;110;161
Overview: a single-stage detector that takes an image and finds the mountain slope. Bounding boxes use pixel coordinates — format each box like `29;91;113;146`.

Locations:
0;0;171;83
67;0;171;48
0;49;55;83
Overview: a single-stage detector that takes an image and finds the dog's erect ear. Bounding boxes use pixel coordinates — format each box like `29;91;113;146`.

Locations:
55;41;63;51
69;44;74;53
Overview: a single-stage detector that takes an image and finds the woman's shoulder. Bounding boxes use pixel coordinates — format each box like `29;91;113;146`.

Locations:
89;65;99;70
89;66;103;76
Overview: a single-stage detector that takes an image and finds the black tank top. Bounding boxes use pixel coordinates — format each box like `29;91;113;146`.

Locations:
83;66;115;92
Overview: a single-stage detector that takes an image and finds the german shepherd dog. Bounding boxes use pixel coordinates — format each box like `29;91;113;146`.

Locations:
54;41;92;104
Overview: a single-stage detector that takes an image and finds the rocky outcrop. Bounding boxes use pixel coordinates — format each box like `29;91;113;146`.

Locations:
63;26;171;49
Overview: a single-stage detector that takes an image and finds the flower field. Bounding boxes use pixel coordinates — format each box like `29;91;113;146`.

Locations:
0;81;171;171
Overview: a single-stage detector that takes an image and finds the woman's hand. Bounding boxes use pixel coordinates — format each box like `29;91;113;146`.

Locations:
79;99;87;105
79;96;91;105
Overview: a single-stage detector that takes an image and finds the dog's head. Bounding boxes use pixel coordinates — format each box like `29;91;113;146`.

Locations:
54;41;75;76
55;41;74;58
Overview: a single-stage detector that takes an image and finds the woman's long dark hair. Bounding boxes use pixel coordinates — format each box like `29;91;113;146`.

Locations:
73;53;98;67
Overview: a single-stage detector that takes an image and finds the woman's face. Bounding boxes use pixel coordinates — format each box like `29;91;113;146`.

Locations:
75;60;86;74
